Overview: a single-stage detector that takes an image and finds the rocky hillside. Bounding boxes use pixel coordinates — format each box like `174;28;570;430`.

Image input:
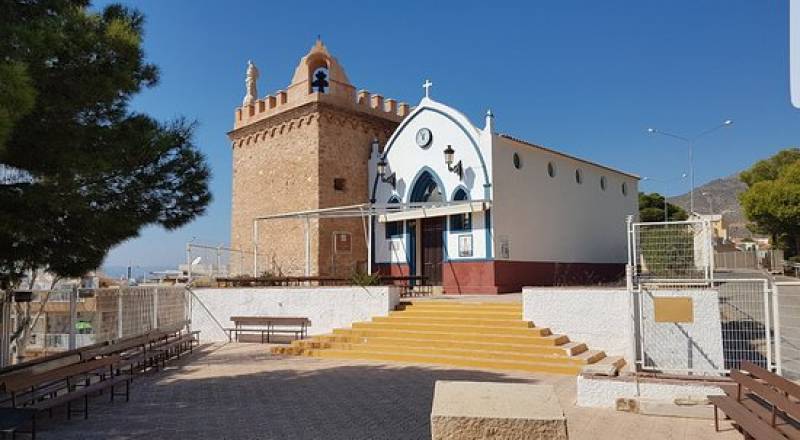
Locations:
666;173;754;239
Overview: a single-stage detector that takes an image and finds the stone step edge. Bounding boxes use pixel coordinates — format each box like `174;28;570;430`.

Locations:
352;322;551;335
284;349;584;375
333;328;570;344
278;343;606;366
302;336;588;356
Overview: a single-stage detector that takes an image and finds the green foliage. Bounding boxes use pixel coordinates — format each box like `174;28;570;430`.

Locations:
350;270;381;286
0;1;211;287
740;148;800;187
638;192;688;222
739;149;800;257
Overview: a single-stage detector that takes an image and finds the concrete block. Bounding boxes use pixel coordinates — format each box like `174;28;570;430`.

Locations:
431;381;568;440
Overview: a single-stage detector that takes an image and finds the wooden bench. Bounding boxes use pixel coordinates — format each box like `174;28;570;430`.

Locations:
709;361;800;439
227;316;310;343
0;355;131;439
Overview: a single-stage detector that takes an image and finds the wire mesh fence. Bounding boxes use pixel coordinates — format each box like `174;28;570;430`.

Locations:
634;279;771;374
775;282;800;380
15;285;187;362
631;220;713;280
185;243;268;279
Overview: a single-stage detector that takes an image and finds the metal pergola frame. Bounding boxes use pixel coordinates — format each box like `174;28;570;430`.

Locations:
251;199;491;276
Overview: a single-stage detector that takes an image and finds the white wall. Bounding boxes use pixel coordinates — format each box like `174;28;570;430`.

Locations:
371;98;494;264
523;288;636;362
523;287;725;374
189;286;400;341
493;135;638;264
577;375;724;409
639;288;724;373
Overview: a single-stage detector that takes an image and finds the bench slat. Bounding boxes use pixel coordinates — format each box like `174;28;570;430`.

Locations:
710;395;789;440
722;388;800;440
742;361;800;401
732;370;800;423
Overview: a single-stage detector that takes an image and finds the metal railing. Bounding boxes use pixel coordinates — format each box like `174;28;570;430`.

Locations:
14;285;189;359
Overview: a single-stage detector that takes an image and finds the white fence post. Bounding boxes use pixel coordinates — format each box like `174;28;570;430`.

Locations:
117;290;123;339
68;284;77;350
152;287;159;330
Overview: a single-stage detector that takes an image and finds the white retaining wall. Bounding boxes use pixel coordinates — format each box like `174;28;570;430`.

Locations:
189;286;401;342
523;287;725;373
522;288;636;362
577;375;724;408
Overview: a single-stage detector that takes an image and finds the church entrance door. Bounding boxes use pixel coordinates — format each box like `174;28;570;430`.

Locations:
421;217;444;285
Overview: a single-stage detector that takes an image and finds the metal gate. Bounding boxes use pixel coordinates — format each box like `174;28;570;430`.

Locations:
627;217;777;374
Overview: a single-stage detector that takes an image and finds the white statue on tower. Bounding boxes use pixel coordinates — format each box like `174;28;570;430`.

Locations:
243;60;259;106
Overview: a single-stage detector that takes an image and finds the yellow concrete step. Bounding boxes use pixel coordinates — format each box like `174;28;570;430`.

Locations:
292;336;588;356
332;328;570;346
399;304;522;313
290;348;584;375
290;342;605;366
373;315;531;328
389;310;523;320
352;321;550;336
401;301;522;309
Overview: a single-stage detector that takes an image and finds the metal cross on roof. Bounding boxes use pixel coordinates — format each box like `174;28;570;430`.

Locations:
423;79;432;98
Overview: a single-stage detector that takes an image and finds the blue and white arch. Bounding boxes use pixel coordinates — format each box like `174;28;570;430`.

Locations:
370;97;495;268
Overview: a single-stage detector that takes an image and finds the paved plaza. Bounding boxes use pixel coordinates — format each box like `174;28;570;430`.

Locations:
38;343;739;440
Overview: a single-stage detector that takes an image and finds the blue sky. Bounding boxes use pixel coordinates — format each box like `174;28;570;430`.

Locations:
99;0;799;268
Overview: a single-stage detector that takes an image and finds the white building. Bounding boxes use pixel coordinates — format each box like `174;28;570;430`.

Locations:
369;95;639;293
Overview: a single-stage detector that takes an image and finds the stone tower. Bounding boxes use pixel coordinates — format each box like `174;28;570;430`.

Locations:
228;40;407;277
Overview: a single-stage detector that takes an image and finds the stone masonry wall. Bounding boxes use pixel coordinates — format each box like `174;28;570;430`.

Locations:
230;106;321;276
316;108;396;276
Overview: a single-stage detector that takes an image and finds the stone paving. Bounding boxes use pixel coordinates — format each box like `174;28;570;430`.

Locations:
39;343;739;440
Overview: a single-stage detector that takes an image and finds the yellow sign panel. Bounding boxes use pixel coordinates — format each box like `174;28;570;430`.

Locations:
654;297;694;323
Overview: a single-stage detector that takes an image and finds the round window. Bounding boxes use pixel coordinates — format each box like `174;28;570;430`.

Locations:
513;153;522;169
575;169;583;184
600;176;607;191
547;162;556;178
621;182;628;196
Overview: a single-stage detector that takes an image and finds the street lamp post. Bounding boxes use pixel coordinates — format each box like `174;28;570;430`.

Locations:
647;120;733;214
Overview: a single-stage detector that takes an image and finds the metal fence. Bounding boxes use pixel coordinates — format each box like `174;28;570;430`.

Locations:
774;282;800;380
16;285;188;362
627;217;777;375
185;243;268;279
630;220;713;281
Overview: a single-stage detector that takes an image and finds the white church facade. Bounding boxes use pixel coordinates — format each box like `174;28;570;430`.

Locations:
229;41;639;294
369;94;639;293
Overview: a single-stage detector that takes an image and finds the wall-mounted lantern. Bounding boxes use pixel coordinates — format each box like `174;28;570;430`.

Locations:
376;157;396;189
443;145;463;180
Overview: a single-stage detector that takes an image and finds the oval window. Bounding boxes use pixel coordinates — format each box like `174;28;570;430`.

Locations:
513;153;522;169
575;169;583;184
547;162;556;178
621;182;628;196
600;176;607;191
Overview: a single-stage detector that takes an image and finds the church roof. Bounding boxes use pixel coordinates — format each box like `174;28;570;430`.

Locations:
498;133;640;179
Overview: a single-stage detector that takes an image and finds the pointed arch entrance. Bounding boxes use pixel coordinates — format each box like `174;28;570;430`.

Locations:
409;170;445;285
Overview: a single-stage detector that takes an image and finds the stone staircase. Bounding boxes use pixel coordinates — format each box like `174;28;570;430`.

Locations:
271;301;624;375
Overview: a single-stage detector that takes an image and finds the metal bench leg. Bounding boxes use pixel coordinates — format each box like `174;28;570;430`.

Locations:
111;383;115;403
84;394;89;419
713;405;718;432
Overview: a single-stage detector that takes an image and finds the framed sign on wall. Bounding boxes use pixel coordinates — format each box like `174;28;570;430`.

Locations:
458;234;473;257
333;232;352;254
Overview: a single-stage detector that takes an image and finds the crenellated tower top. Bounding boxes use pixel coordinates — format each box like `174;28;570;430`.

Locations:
232;39;409;131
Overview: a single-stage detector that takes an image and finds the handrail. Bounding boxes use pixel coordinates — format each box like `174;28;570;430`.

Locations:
183;284;229;341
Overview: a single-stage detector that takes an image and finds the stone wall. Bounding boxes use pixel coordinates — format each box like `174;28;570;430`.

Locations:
189;286;401;341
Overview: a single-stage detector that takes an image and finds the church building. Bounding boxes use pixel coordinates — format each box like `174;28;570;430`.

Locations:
229;40;639;294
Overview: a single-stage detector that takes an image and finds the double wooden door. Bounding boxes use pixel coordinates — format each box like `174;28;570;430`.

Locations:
421;217;444;285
